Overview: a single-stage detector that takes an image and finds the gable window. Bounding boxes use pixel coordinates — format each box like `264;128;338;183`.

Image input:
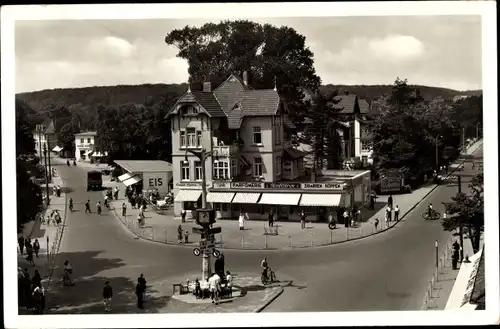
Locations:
187;128;196;147
213;160;229;179
195;161;202;181
276;156;282;176
180;131;186;147
253;157;263;177
253;127;262;144
181;161;190;181
197;131;202;147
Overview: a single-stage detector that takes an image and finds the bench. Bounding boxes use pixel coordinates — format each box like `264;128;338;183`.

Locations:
172;283;189;295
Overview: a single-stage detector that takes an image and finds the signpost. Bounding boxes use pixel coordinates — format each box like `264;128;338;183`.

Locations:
191;208;222;280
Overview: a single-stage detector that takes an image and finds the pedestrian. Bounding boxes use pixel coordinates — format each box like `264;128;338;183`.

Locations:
33;239;40;258
238;212;245;230
131;196;136;209
181;208;186;223
300;210;306;229
18;267;25;306
56;185;61;197
194;278;201;299
23;268;31;310
136;279;145;309
139;204;145;217
54;210;61;225
85;200;91;213
388;194;393;208
386;204;392;222
268;210;274;228
184;230;189;244
26;243;34;266
138;274;147;301
343;209;349;227
97;201;102;215
394;205;400;222
104;194;109;208
114;187;119;200
102;281;113;312
32;283;45;314
31;269;42;291
226;271;233;297
370;194;375;210
374;218;379;231
18;236;25;255
177;224;183;243
122;202;127;216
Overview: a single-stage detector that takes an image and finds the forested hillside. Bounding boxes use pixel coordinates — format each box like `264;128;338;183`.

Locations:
16;83;482;113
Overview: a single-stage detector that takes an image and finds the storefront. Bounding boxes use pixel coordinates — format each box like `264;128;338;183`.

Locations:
114;160;173;197
173;170;371;221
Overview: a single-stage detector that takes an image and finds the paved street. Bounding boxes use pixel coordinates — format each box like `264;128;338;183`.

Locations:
42;143;482;313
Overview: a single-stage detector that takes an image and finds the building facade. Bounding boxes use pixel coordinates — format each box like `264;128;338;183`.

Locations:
33;118;67;158
167;72;371;222
74;131;97;162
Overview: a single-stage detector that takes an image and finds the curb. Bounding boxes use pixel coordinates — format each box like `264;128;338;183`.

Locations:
253;287;284;313
107;142;482;251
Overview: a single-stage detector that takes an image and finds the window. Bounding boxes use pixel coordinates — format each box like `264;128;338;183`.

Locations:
275;126;281;144
80;138;84;144
197;131;202;147
180;131;186;147
187;128;196;147
253;157;263;177
276;156;282;175
181;161;190;181
214;203;222;211
252;127;262;144
87;138;91;144
213;160;229;179
221;203;228;212
231;159;237;177
195;161;202;181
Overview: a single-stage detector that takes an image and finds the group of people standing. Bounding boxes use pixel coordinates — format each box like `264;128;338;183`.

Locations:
18;267;45;313
18;236;40;266
384;194;400;224
101;273;148;312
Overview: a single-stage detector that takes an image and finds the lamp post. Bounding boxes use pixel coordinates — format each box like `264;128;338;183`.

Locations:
36;125;43;162
43;144;50;206
435;240;439;268
185;148;219;280
47;137;52;181
435;135;442;172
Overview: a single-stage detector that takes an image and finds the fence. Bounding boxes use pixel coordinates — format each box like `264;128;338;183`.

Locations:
109;204;400;250
421;236;455;310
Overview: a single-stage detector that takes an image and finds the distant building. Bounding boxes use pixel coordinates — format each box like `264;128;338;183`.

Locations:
453;95;469;102
74;131;107;163
33;118;69;158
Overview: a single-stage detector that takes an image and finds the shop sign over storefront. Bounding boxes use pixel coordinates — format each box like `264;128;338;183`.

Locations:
209;181;347;191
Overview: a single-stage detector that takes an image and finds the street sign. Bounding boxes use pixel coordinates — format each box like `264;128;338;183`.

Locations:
199;240;215;249
192;227;205;235
192;226;222;235
193;248;201;256
209;227;222;235
213;249;221;258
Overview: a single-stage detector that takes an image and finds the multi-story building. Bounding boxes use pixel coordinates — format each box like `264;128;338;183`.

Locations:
74;131;98;162
166;72;371;222
33;118;68;158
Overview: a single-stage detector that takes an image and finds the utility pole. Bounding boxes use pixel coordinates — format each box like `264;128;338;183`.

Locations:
47;137;52;181
457;175;464;262
43;144;50;206
435;135;440;172
462;127;466;151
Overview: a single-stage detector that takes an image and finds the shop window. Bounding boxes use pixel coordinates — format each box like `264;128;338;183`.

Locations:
221;203;228;212
214;203;222;211
233;203;241;212
258;205;266;215
252;127;262;144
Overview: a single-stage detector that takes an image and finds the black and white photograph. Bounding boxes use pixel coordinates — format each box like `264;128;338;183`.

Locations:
2;2;498;328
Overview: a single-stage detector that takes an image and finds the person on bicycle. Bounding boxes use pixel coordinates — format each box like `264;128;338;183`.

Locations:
261;257;269;280
69;197;73;212
427;203;433;219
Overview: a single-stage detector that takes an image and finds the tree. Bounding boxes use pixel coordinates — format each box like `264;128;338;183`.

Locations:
15;99;36;156
442;173;484;253
165;20;321;126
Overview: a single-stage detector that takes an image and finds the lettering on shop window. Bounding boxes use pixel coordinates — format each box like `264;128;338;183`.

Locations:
264;182;301;189
231;182;264;189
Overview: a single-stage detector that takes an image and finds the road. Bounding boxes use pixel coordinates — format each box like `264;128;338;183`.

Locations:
48;145;482;312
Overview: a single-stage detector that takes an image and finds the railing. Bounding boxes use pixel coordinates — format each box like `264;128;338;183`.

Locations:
212;144;239;156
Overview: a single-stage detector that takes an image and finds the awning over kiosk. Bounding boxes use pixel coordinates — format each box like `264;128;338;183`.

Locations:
118;173;134;182
207;192;235;203
300;194;342;207
122;175;142;187
232;193;261;204
259;193;301;206
52;145;63;152
175;190;202;202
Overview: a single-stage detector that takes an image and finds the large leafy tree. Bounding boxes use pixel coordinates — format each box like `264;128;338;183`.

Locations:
165;20;321;126
16;99;37;156
442;173;484;253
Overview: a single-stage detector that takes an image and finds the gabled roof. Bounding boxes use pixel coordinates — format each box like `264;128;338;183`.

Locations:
191;91;225;117
331;95;359;114
74;131;97;136
283;147;307;160
358;99;369;114
227;104;243;129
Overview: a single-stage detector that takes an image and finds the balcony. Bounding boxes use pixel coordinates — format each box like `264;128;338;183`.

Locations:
213;144;239;157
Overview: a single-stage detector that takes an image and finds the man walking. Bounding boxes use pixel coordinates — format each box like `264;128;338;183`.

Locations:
394;205;400;222
388;194;393;209
136;279;145;309
102;281;113;312
18;236;25;255
138;274;147;301
268;210;274;228
33;239;40;258
122;202;127;217
386;204;392;222
300;210;306;230
85;200;91;213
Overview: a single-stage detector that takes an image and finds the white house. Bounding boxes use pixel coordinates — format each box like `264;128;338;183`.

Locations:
74;131;97;162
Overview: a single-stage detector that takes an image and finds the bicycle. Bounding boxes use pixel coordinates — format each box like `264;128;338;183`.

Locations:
261;267;277;285
422;209;440;220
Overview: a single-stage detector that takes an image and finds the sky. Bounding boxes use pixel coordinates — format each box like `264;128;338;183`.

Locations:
15;15;482;93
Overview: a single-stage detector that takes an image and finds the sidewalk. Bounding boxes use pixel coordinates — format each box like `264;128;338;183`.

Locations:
102;139;482;250
51;156;112;171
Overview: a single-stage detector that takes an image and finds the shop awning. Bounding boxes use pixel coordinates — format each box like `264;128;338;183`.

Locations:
259;193;301;206
207;192;235;203
175;190;202;202
118;173;133;182
122;175;142;187
300;194;342;206
232;193;261;204
52;145;63;152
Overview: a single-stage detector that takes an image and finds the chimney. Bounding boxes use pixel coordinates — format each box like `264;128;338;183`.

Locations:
203;81;212;92
243;71;249;86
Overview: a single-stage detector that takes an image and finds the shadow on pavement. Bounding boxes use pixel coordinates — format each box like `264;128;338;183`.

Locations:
45;250;171;314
